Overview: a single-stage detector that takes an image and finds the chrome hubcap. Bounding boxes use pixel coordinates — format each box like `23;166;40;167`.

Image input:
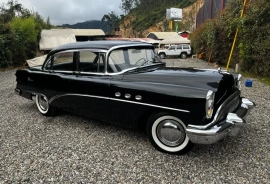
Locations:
38;95;48;111
156;119;186;147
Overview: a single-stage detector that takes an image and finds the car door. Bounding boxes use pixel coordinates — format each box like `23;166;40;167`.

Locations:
68;50;112;122
167;46;176;56
176;45;182;55
42;50;76;110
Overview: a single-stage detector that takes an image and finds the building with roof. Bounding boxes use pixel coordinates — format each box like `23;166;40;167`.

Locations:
146;32;178;41
159;33;190;45
39;29;105;50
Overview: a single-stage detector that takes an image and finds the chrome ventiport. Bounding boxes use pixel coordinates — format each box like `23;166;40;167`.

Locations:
135;95;142;101
115;92;121;97
125;93;131;99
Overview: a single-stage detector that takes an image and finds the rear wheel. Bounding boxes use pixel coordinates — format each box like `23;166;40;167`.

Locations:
36;94;57;116
147;112;193;154
180;53;187;59
159;53;166;59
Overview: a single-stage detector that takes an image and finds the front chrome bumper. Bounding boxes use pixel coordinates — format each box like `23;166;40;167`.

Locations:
186;98;255;144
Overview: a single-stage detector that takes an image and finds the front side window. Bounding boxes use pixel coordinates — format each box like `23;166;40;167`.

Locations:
52;52;74;71
169;46;176;50
108;47;162;73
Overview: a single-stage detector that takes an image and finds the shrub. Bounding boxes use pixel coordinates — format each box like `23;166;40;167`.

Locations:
189;0;270;78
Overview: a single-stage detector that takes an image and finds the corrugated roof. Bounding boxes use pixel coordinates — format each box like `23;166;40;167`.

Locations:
41;29;74;36
159;33;191;44
39;29;105;50
72;29;105;36
42;29;105;36
146;32;177;40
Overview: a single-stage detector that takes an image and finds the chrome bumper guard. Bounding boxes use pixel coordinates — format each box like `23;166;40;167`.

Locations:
186;98;255;144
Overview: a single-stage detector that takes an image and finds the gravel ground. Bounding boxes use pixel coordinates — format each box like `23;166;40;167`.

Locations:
0;58;269;183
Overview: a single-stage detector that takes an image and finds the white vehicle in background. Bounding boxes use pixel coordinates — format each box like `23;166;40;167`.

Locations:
158;44;192;59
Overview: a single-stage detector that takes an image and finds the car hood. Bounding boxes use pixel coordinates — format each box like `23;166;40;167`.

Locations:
123;67;225;91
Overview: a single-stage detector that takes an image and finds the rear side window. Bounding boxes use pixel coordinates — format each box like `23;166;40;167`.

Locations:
52;52;74;71
183;45;190;49
78;50;105;73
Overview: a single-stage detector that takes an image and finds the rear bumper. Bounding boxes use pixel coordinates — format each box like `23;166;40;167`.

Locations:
15;88;34;101
186;98;255;144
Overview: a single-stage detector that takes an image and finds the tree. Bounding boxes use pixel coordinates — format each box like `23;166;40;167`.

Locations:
0;0;23;23
101;11;120;34
10;16;38;62
46;16;52;29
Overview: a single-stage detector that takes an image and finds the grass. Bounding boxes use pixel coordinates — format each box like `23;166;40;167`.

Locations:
241;71;270;86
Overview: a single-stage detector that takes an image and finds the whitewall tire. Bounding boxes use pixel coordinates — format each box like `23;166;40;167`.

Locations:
35;94;57;116
147;113;193;154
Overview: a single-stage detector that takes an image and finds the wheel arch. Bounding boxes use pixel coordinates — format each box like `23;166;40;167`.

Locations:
137;108;192;132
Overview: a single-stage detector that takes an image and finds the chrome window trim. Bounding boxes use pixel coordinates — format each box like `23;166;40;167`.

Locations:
43;57;52;71
43;45;160;76
49;93;190;113
104;63;163;76
42;49;108;74
76;72;106;76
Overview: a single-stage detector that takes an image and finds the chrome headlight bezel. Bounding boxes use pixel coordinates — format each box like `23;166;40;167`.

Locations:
236;74;242;89
206;90;215;119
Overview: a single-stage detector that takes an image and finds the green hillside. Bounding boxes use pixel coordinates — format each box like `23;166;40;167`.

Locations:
120;0;196;32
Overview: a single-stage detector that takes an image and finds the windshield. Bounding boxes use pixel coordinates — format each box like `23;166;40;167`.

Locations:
108;47;162;73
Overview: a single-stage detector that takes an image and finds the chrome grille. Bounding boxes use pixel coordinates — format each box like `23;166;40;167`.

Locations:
214;90;240;122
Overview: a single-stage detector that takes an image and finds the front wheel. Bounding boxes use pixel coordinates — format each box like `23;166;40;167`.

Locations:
147;113;193;154
159;53;166;59
36;94;57;116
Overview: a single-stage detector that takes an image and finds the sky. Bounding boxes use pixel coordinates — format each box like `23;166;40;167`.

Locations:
0;0;123;25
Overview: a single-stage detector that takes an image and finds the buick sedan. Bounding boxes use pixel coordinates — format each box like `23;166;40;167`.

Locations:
15;41;255;154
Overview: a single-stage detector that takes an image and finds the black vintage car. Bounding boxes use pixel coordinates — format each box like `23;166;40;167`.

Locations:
15;41;255;154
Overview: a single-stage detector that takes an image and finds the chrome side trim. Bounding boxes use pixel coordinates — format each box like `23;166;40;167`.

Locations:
110;98;190;113
49;94;110;104
48;93;190;113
